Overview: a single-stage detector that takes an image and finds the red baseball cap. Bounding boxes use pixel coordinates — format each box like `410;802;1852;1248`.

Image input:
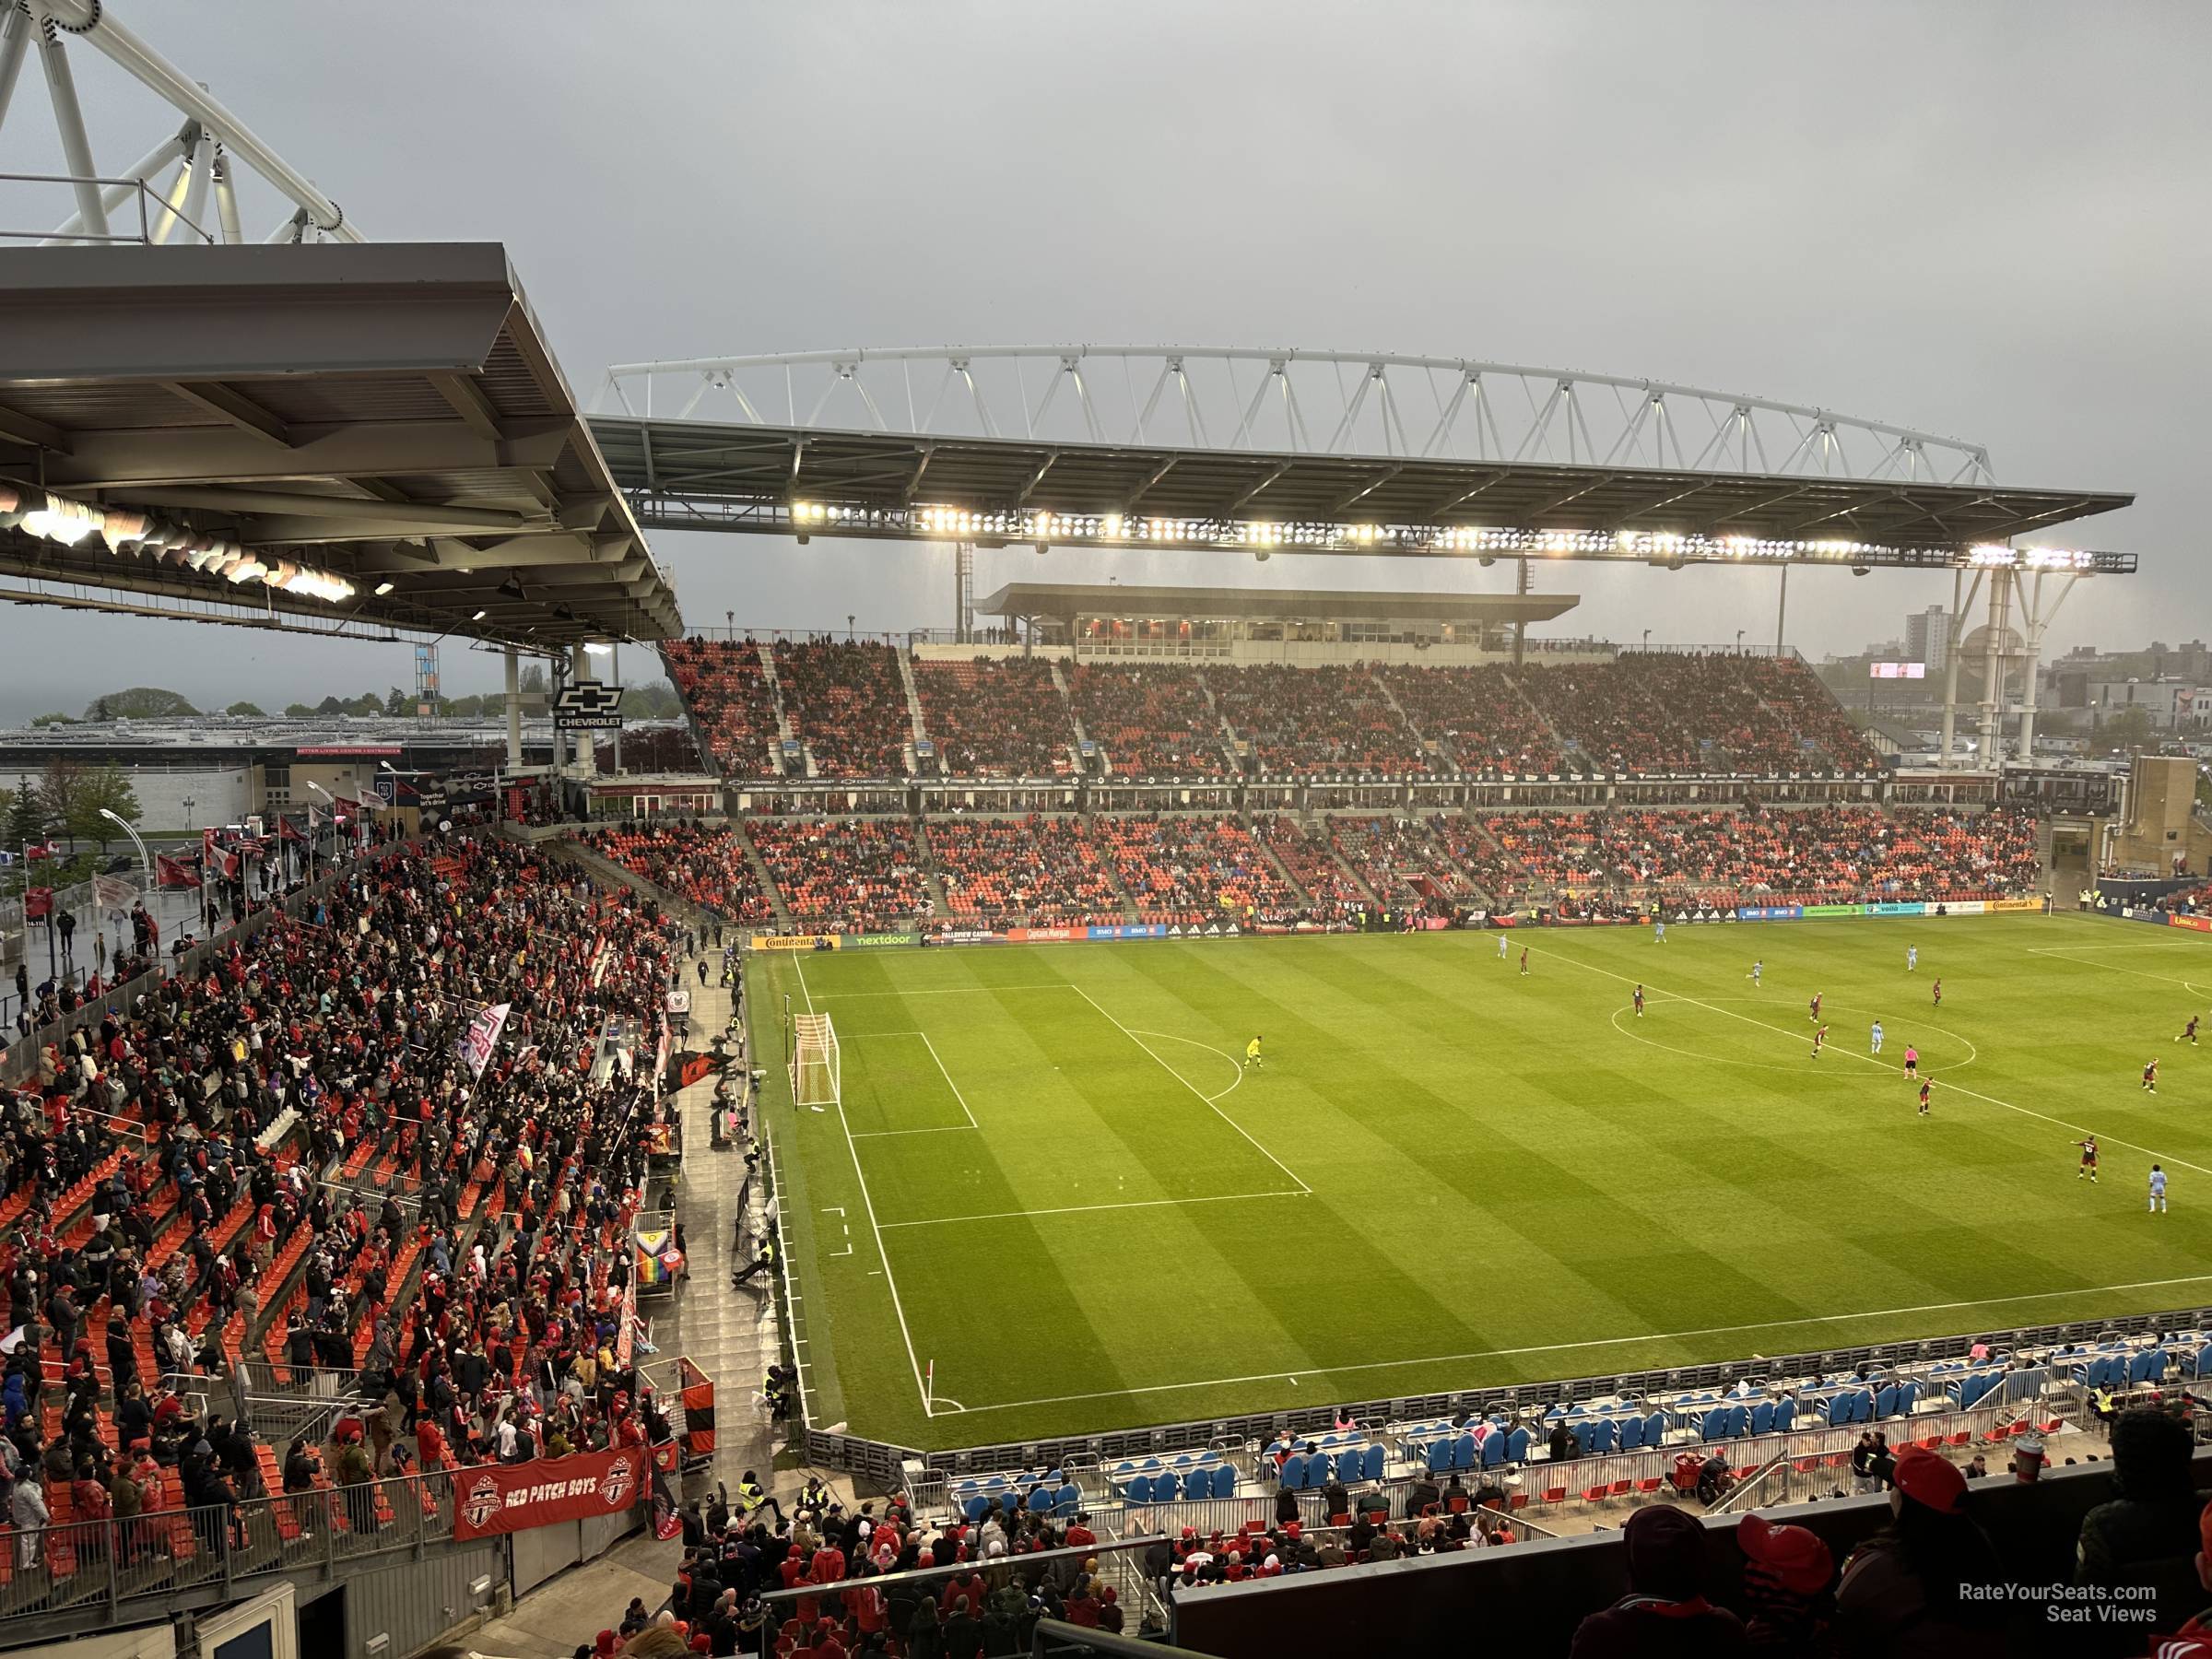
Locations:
1736;1512;1833;1594
1890;1446;1967;1515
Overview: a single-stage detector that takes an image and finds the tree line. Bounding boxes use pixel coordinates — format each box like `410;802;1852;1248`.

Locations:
27;676;681;726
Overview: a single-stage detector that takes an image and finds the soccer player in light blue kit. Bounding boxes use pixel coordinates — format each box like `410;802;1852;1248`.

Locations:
1870;1020;1885;1055
1497;932;1510;959
1907;945;1918;972
2150;1164;2168;1214
1748;959;1762;987
1654;918;1666;944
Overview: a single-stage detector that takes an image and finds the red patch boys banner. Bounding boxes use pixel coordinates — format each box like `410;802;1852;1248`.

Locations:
451;1449;643;1540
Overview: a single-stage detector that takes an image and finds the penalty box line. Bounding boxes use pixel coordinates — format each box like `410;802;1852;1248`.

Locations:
1523;939;2212;1185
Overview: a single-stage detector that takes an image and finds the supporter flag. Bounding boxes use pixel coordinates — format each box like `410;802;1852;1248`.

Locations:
650;1462;683;1542
155;853;200;889
23;888;53;921
23;841;58;862
278;816;304;843
663;1049;725;1092
331;796;360;823
92;873;134;910
678;1357;716;1456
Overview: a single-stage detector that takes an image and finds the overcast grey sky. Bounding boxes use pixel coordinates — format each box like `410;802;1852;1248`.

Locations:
2;0;2206;721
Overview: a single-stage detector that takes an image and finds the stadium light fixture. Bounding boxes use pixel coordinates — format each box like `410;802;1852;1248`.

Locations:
583;641;613;655
372;581;394;596
470;608;488;621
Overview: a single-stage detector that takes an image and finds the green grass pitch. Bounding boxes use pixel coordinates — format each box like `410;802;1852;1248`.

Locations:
744;913;2212;1451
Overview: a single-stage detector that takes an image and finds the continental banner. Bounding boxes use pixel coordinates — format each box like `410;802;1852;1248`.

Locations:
748;934;841;952
452;1447;644;1541
1990;898;2044;914
841;931;919;949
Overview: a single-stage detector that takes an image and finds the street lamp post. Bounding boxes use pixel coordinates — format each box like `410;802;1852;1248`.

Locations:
99;807;151;891
180;795;198;934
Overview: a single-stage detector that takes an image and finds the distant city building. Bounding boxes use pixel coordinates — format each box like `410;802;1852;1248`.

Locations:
1905;606;1950;675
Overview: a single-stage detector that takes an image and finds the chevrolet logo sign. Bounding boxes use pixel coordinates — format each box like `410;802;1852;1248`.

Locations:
553;679;625;730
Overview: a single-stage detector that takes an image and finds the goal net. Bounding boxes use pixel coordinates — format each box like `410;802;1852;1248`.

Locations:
791;1012;840;1109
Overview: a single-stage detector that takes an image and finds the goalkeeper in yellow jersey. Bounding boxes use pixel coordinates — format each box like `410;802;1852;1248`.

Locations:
1245;1035;1264;1070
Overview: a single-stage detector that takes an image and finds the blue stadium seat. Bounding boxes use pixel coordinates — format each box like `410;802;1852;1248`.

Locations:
1586;1418;1618;1455
1211;1465;1235;1500
1748;1401;1772;1437
1479;1431;1505;1469
1641;1411;1667;1447
1180;1469;1207;1501
1894;1381;1920;1416
1873;1385;1898;1419
964;1496;990;1524
1056;1483;1080;1515
1424;1438;1452;1474
1700;1407;1727;1441
1281;1453;1307;1489
1362;1444;1384;1482
1723;1405;1748;1439
1452;1432;1477;1470
1771;1398;1794;1433
2134;1349;2166;1385
1504;1427;1531;1465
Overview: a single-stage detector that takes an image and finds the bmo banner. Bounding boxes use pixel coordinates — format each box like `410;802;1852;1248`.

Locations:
452;1449;643;1540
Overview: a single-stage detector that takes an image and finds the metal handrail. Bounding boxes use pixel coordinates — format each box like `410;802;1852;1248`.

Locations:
0;172;215;244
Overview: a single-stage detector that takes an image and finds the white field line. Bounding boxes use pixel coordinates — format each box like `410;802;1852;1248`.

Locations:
2027;945;2212;1000
790;953;935;1413
878;1190;1305;1230
950;1270;2212;1418
921;1031;981;1128
1529;940;2212;1182
1069;984;1311;1194
805;983;1077;996
1131;1028;1245;1104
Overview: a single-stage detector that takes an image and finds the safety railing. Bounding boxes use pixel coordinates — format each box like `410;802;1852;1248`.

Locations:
0;173;216;245
0;1448;653;1625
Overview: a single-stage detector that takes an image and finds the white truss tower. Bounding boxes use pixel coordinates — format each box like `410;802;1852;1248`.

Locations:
597;346;1996;485
0;0;363;245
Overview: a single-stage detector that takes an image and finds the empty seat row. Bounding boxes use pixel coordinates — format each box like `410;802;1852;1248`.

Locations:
1125;1465;1236;1503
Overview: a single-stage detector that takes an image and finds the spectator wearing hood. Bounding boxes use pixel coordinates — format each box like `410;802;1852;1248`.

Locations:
1569;1503;1747;1658
2072;1406;2205;1650
1834;1446;2006;1657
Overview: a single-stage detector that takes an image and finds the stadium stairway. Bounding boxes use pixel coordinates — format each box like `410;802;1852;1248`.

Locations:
1247;811;1319;904
730;819;796;931
1370;672;1460;778
1047;660;1088;775
759;641;798;752
895;649;928;747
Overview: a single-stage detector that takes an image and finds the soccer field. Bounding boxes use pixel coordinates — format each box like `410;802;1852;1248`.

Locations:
746;913;2212;1451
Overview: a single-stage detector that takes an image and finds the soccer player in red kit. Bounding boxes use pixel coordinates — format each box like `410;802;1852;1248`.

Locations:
1917;1081;1932;1117
1809;992;1822;1023
1932;978;1942;1007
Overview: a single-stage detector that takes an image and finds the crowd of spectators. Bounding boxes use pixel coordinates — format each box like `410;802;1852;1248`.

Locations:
660;647;1883;785
0;831;685;1585
664;640;785;778
638;1478;1129;1659
924;817;1124;929
1325;817;1476;914
587;823;777;925
2153;882;2212;915
1476;805;2044;909
774;642;911;779
1066;665;1234;779
1254;815;1374;926
914;660;1077;778
746;818;931;934
1379;665;1566;776
1207;665;1436;778
1094;816;1303;927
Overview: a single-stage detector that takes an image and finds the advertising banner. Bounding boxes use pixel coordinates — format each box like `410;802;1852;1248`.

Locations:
748;934;841;952
1736;905;1805;923
2171;912;2212;934
1005;925;1084;943
1990;898;2044;914
841;931;919;949
2120;907;2177;926
1087;923;1168;940
1802;904;1866;918
1939;900;1987;916
451;1447;644;1541
678;1357;717;1456
1871;902;1928;916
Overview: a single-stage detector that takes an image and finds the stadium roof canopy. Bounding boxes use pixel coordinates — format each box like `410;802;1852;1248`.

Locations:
977;580;1578;629
0;242;681;648
589;415;2136;573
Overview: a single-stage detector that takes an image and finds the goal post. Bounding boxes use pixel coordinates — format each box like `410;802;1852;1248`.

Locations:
791;1012;840;1109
